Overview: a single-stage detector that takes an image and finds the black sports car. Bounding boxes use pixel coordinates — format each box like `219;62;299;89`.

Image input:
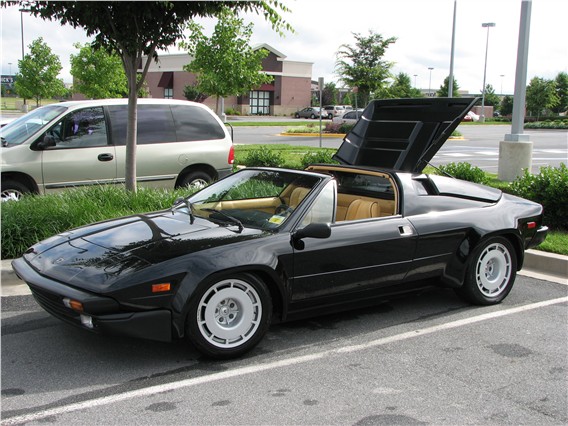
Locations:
12;98;548;359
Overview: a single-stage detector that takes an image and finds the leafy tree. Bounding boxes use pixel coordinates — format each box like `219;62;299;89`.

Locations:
552;72;568;114
181;8;273;116
482;84;501;107
183;84;207;103
322;82;338;105
70;42;127;99
14;37;66;107
500;95;514;116
12;1;291;192
390;72;423;98
526;77;559;119
436;76;460;97
335;31;397;106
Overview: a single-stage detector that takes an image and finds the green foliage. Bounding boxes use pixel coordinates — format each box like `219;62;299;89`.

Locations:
183;84;207;102
526;77;559;119
182;8;273;114
482;84;500;107
14;37;66;106
509;164;568;230
322;82;338;106
436;76;460;97
241;147;284;167
70;42;128;99
436;162;489;184
525;120;568;129
301;150;339;168
553;72;568;114
390;72;423;98
336;30;397;106
1;185;193;259
500;95;514;116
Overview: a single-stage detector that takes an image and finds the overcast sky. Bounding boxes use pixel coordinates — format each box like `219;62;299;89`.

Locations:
1;0;566;95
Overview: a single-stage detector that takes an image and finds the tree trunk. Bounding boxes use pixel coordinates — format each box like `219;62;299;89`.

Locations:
124;55;139;193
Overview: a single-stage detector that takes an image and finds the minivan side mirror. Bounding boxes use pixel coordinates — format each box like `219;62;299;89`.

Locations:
35;133;56;150
291;222;331;250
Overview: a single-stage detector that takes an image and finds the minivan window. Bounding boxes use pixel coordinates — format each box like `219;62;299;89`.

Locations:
171;105;225;141
1;105;66;147
47;106;109;148
108;104;177;145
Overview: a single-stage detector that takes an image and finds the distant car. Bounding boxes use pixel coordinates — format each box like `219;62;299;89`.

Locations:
462;111;480;122
332;109;364;126
294;107;324;119
322;105;345;119
12;97;548;359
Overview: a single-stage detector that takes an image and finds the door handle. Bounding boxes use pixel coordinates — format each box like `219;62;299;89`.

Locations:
398;225;414;236
98;153;114;162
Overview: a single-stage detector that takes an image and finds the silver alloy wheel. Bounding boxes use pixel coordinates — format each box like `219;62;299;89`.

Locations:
1;189;23;202
196;278;262;349
188;179;208;190
475;242;512;297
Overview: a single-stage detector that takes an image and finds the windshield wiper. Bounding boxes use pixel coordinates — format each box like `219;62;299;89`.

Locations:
202;208;243;233
171;197;195;224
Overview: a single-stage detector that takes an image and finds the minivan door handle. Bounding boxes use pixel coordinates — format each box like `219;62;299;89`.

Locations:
98;153;114;162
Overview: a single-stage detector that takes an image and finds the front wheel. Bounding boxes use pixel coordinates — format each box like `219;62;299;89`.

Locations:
1;179;32;202
456;237;517;305
186;273;272;359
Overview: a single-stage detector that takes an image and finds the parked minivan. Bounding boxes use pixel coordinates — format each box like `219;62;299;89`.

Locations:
0;99;234;201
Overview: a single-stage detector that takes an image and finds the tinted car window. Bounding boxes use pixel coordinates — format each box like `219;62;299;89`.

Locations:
171;105;225;141
335;172;394;199
108;104;177;145
50;107;109;148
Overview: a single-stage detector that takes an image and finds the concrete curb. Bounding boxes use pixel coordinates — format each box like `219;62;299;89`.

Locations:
1;250;566;297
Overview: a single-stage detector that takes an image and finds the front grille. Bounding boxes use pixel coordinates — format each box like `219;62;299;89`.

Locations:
29;285;81;325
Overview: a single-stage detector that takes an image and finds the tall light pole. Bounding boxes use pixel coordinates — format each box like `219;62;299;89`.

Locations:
413;74;418;88
480;22;496;122
448;0;457;97
500;74;505;95
428;67;434;97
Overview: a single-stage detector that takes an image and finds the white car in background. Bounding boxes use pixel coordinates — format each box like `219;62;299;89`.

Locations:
332;109;364;126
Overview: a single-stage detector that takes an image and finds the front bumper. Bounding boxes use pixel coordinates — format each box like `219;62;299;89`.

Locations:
12;258;172;343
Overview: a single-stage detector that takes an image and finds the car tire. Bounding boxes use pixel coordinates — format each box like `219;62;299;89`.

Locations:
456;237;517;305
186;273;272;359
310;114;316;119
294;113;300;118
1;179;31;202
178;171;212;190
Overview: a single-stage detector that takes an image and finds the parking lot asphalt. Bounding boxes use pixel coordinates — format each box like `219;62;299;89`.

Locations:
1;249;566;297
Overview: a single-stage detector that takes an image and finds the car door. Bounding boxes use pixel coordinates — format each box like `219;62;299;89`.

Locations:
40;106;117;190
290;181;417;302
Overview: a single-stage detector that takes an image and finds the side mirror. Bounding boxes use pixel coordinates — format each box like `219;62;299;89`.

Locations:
291;222;331;250
36;134;56;150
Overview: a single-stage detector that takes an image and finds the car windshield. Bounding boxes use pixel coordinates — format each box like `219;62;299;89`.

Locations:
188;169;322;230
0;105;66;147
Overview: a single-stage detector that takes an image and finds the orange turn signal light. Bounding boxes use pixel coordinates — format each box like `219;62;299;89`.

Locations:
152;283;171;293
63;298;84;312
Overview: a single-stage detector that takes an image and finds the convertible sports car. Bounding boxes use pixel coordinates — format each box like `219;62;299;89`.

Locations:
12;98;548;359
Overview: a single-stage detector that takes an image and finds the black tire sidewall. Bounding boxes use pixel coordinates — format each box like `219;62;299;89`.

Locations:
459;236;517;305
185;273;272;359
179;171;212;188
1;179;31;200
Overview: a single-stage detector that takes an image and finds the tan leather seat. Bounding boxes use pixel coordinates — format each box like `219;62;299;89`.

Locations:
289;187;310;207
344;199;380;221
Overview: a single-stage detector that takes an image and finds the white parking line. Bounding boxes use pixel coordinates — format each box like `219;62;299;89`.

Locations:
3;296;567;426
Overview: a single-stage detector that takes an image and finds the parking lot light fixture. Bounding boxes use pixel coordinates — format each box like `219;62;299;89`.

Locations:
480;22;496;122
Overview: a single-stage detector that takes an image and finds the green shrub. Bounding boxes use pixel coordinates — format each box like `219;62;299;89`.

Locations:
435;162;490;184
1;185;194;259
225;107;241;116
300;150;339;168
241;147;284;167
509;164;568;231
525;120;568;129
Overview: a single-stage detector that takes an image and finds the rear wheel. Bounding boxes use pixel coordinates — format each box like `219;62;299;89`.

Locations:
456;237;517;305
186;273;272;359
1;179;31;202
178;171;212;190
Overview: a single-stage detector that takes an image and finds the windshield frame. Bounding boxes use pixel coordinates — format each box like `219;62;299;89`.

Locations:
188;168;326;231
1;105;67;147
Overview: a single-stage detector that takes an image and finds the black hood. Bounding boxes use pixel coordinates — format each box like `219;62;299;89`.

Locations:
333;97;479;172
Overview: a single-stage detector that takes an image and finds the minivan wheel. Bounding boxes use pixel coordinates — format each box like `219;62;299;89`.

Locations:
1;180;31;202
178;171;212;190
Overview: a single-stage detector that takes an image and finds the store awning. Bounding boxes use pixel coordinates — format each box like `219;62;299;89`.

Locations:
157;72;174;88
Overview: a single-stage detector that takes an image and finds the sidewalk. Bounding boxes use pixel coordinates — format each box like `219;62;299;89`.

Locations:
1;249;566;297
